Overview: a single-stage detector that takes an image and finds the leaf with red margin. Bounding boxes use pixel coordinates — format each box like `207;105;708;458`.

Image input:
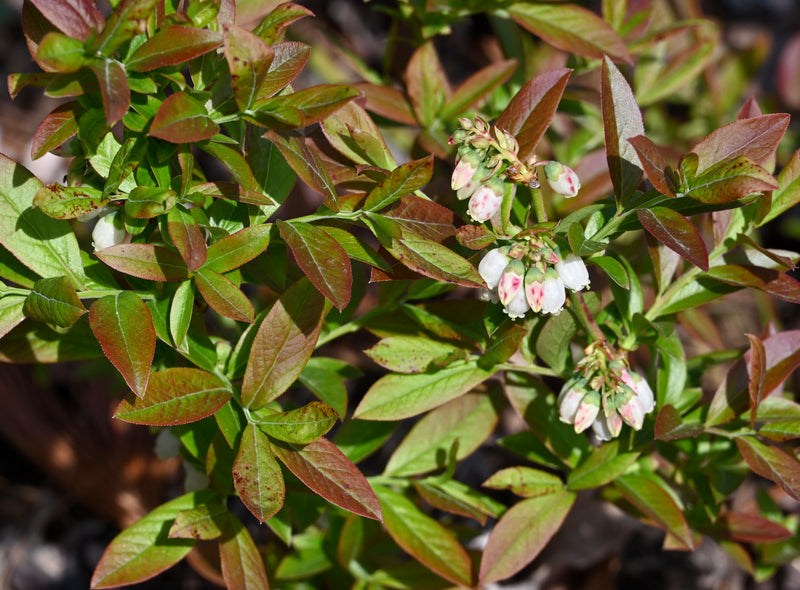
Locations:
375;485;470;586
353;82;417;126
252;84;362;128
96;244;189;281
127;26;223;72
90;291;155;398
233;424;285;523
682;154;778;204
195;268;254;323
364;155;433;211
167;206;207;272
149;92;219;144
736;437;800;502
483;466;564;498
405;41;450;127
691;114;790;174
272;437;382;521
495;68;571;162
381;194;456;242
219;511;270;590
115;368;231;425
89;59;130;127
90;490;217;589
508;4;631;64
440;59;517;120
278;220;352;311
204;225;272;274
256;42;310;101
31;100;80;159
628;135;678;197
224;25;274;111
241;278;325;409
702;512;792;543
746;333;767;428
601;56;644;203
90;0;158;56
638;206;708;271
707;265;800;304
29;0;103;42
254;3;314;45
479;489;575;585
615;472;694;549
737;97;763;120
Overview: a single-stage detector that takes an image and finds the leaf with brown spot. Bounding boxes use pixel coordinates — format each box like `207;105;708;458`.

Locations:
233;424;285;523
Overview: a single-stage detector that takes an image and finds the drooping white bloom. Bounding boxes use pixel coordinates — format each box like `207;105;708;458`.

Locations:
592;413;614;442
540;268;566;315
555;254;590;292
478;247;510;290
468;183;503;222
497;259;525;307
92;212;126;251
558;380;585;424
503;286;530;319
630;371;655;414
541;160;581;198
574;391;601;433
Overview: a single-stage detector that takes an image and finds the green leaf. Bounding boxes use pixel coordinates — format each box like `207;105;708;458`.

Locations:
90;489;217;589
320;101;397;170
128;26;222;72
195;268;254;323
255;401;338;445
167;206;207;272
384;391;500;477
508;3;631;64
254;4;313;45
681;154;778;204
34;184;107;220
148;92;219;143
90;0;158;56
414;478;504;525
96;244;189;282
271;437;382;521
0;154;85;288
364;155;433;211
31;101;81;159
601;56;644;204
204;224;271;274
233;423;285;522
90;58;130;127
404;42;449;127
484;466;564;498
589;254;629;288
255;41;310;101
654;404;705;440
241;278;325;409
761;149;800;225
0;295;27;340
440;59;517;120
566;440;640;490
224;25;274;111
365;335;461;374
375;485;471;587
219;512;271;590
277;220;352;311
638;206;708;270
23;275;86;328
89;291;155;397
299;357;350;418
759;419;800;442
254;84;361;128
333;419;396;464
125;186;177;218
36;31;88;72
114;367;231;425
0;318;101;362
478;489;575;585
168;502;227;540
169;280;193;350
736;437;800;502
353;363;493;421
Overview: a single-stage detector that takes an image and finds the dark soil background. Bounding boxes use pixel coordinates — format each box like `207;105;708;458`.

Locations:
2;1;800;589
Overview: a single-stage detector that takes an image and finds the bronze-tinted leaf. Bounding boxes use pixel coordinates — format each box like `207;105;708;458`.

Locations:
440;59;517;120
204;224;271;274
224;24;274;111
233;424;285;522
638;206;708;270
708;265;800;304
628;135;678;197
90;0;158;56
91;58;131;125
29;0;103;42
166;206;207;272
127;26;223;72
195;268;254;323
149;92;220;143
353;82;417;126
96;244;189;281
31;100;80;159
219;511;271;590
736;437;800;502
364;155;433;211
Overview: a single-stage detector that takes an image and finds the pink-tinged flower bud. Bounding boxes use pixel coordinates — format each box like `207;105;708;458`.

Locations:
558;378;587;424
92;212;126;251
618;392;645;430
630;371;655;414
478;247;511;290
540;268;566;315
604;409;623;438
542;160;581;198
574;391;601;433
524;266;545;312
592;413;614;442
468;179;504;222
451;158;479;191
555;254;590;292
503;286;530;319
497;258;525;306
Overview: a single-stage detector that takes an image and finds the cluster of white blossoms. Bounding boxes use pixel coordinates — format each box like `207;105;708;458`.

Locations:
478;243;590;318
558;343;656;440
449;117;581;223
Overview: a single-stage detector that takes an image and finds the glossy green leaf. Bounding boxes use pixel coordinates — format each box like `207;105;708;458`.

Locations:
127;26;223;72
761;149;800;225
148;92;219;143
254;3;313;44
364;335;460;374
479;489;575;585
168;502;227;540
219;511;270;590
320;101;397;170
224;24;274;111
333;419;396;465
566;440;640;490
169;280;193;350
0;295;27;340
204;224;271;274
114;367;231;425
254;84;361;128
681;154;778;204
89;58;130;127
375;485;471;587
0;154;85;288
23;275;85;328
31;100;80;159
404;42;449;127
278;220;352;311
638;206;708;271
759;419;800;442
96;244;189;282
90;0;158;56
89;291;155;397
241;278;325;409
272;437;382;521
385;391;500;477
90;490;217;589
354;363;492;421
233;423;285;522
36;31;87;72
589;254;629;288
255;401;337;445
34;184;107;220
195;268;254;323
364;155;433;211
736;437;800;502
484;466;564;498
298;357;349;418
125;186;177;219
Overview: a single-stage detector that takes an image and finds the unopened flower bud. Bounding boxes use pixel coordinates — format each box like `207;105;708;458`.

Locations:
618;390;645;430
498;258;525;306
540;268;566;315
468;177;505;223
478;247;511;290
574;390;601;433
451;158;479;191
555;253;590;292
92;211;126;251
630;371;655;414
458;117;473;130
558;378;587;424
541;161;581;198
524;266;546;312
470;135;492;150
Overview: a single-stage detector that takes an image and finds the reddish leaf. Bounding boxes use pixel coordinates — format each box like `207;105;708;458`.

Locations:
233;424;285;523
195;268;255;323
746;333;767;429
381;194;455;242
440;59;517;120
96;244;189;281
601;56;644;202
254;3;313;45
404;41;450;127
204;225;272;274
278;220;352;311
90;0;158;56
691;114;790;174
704;512;792;543
256;41;310;101
89;59;129;127
375;485;470;587
127;26;223;72
272;437;382;521
456;224;496;250
682;154;778;204
167;206;207;272
149;92;220;143
219;512;271;590
508;4;631;64
90;291;155;397
737;97;763;120
241;278;325;409
654;405;705;440
253;84;361;128
736;437;800;502
224;25;274;111
353;82;417;126
29;0;103;42
114;368;231;425
263;131;338;209
628;135;678;197
479;490;575;585
495;68;572;162
320;101;396;170
638;206;708;271
31;100;80;159
708;265;800;304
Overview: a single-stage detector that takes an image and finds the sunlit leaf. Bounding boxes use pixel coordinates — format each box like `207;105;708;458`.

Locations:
233;423;285;522
195;268;254;323
31;100;80;159
96;244;189;282
24;275;85;328
149;92;219;143
255;401;338;445
167;206;207;272
28;0;104;42
736;437;800;502
440;59;517;120
90;0;158;56
638;206;708;270
219;511;271;590
484;466;564;498
127;26;223;72
364;155;433;211
405;41;449;127
204;224;271;274
224;24;274;111
89;58;130;127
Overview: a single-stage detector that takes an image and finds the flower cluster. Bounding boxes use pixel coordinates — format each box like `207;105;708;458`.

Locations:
449;117;581;223
478;243;590;318
558;343;656;441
